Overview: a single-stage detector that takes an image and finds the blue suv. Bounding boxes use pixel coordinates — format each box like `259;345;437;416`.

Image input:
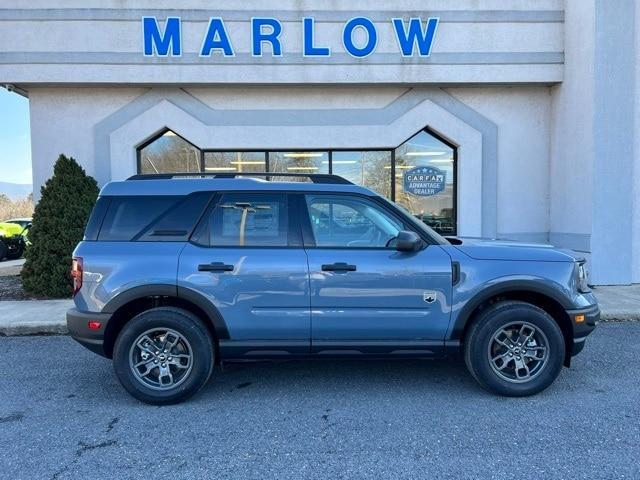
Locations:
67;173;599;404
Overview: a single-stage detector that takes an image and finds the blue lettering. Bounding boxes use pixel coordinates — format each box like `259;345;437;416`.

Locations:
342;17;377;58
142;17;181;56
252;18;282;56
200;17;234;56
303;17;330;56
392;17;439;57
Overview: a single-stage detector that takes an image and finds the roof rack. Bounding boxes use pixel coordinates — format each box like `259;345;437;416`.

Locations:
126;172;353;185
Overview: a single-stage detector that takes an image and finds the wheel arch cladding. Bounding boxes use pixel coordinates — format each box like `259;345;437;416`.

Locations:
101;285;229;359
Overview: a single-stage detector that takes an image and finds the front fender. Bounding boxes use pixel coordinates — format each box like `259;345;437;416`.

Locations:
447;275;576;340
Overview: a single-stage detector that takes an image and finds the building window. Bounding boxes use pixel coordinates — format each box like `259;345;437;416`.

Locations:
135;127;456;235
138;130;201;174
331;151;392;198
394;129;456;235
204;151;266;173
269;151;329;181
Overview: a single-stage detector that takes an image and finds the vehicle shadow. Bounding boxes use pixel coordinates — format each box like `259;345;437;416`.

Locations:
195;356;480;400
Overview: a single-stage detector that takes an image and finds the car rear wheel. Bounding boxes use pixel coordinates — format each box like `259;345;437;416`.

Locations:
464;301;565;396
0;240;7;260
113;307;214;405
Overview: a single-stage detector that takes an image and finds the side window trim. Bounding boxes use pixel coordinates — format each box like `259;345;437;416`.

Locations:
301;193;415;250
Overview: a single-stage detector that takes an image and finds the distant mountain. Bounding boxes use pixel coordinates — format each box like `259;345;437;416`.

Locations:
0;182;32;200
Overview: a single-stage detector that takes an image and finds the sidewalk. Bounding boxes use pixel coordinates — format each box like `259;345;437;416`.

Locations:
0;285;638;336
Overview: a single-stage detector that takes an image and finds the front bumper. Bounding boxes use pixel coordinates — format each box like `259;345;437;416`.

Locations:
566;303;600;356
67;308;112;357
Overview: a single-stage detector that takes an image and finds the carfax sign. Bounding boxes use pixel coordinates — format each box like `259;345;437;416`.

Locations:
403;166;446;196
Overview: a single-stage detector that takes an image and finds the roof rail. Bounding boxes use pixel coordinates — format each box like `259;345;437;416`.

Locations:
126;172;353;185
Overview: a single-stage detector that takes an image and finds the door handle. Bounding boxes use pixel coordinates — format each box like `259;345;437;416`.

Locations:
321;262;356;272
198;262;234;272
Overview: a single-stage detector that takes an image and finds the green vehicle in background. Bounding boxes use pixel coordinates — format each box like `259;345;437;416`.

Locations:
0;218;31;260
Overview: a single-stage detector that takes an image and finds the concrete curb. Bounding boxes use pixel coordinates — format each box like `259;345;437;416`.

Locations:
0;300;71;336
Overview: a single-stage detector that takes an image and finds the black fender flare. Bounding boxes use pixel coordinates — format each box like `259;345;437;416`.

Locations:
449;279;575;341
102;284;230;339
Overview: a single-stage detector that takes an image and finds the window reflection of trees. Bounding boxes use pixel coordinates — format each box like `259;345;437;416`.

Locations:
139;131;200;174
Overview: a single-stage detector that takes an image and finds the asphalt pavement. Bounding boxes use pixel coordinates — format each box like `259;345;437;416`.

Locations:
1;323;639;480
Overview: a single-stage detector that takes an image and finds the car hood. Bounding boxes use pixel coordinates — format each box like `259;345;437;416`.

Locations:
0;222;23;237
448;237;584;262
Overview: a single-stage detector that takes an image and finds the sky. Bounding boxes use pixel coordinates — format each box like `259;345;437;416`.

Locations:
0;88;32;185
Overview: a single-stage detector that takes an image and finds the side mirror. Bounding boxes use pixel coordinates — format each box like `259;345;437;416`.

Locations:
394;230;423;252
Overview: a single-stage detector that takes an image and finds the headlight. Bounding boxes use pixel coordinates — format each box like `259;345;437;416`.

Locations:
576;261;590;293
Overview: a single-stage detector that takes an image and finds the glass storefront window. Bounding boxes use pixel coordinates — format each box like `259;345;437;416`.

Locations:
204;151;266;173
331;151;392;197
138;130;201;174
268;151;329;181
137;128;456;234
394;130;456;235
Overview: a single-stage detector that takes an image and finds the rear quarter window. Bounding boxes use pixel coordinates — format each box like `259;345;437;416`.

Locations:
98;196;181;241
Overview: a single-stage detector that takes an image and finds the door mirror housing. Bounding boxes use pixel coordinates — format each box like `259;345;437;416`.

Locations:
394;230;423;252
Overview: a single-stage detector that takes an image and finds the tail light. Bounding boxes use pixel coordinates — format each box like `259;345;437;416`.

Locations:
71;257;83;297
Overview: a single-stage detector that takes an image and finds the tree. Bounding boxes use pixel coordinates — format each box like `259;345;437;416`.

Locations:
22;155;99;297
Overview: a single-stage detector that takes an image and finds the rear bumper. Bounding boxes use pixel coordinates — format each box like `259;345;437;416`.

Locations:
566;303;600;356
66;308;111;357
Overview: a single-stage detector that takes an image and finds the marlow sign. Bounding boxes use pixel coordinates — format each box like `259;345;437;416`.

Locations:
142;16;439;58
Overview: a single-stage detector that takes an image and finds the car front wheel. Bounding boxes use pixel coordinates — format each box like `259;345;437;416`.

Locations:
464;301;565;396
113;307;214;405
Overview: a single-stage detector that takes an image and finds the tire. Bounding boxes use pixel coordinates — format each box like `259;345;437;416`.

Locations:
0;240;7;261
6;243;24;260
113;307;215;405
464;301;565;397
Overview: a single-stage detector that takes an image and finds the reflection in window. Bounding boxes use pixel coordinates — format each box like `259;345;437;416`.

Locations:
395;130;456;235
204;152;266;173
306;194;402;248
269;152;329;181
139;130;201;174
206;193;288;247
331;151;392;197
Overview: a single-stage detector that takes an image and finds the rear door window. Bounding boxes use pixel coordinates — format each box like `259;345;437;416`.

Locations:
192;193;289;247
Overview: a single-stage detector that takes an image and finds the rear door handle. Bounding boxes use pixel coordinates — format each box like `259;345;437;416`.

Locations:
198;262;234;272
321;262;356;272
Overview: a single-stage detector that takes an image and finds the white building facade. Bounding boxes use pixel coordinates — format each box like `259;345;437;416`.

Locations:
0;0;638;285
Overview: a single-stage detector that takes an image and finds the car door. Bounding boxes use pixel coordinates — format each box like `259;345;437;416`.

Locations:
178;191;310;355
300;193;452;355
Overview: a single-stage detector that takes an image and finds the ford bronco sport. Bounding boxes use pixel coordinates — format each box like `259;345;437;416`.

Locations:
67;173;599;404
